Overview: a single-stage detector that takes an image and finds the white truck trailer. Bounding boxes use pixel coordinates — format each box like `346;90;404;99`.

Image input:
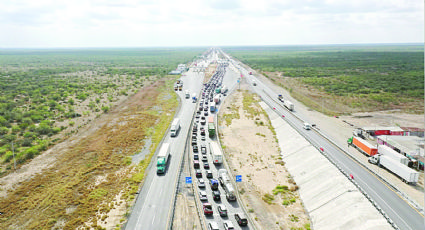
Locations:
214;94;221;104
170;118;180;137
284;100;294;111
378;145;409;166
156;143;170;174
209;142;223;164
368;154;419;184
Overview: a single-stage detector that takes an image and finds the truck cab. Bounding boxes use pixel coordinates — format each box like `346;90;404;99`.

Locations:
368;155;379;165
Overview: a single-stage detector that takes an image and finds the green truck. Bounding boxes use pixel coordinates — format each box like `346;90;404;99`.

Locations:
157;143;170;174
208;116;215;137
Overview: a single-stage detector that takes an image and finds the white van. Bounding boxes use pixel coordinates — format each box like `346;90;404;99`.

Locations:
185;90;190;98
303;122;311;130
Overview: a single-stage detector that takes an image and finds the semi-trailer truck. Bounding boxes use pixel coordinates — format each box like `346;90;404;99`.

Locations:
208;116;215;137
157;143;170;174
214;94;221;104
284;100;294;111
218;169;236;201
170;118;180;137
209;141;223;164
368;154;419;184
348;136;377;156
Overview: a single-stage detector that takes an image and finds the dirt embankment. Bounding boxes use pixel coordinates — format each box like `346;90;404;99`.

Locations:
218;85;311;229
0;78;178;230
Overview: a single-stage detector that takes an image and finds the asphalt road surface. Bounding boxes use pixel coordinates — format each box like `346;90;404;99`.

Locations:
125;67;204;230
227;51;424;230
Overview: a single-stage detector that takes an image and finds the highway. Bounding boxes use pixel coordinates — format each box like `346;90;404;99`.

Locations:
186;59;254;230
225;50;424;230
125;65;204;229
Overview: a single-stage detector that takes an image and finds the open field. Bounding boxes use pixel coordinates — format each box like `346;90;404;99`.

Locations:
219;87;311;230
0;77;179;229
224;45;424;115
0;48;203;175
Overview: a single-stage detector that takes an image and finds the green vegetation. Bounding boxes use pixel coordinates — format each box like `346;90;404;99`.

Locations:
0;48;203;173
225;45;424;113
262;193;275;204
0;77;180;229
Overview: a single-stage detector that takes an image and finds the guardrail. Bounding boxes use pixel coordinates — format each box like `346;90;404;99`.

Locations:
260;91;402;230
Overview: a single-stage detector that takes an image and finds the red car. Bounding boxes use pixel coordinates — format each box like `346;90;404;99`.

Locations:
203;203;213;215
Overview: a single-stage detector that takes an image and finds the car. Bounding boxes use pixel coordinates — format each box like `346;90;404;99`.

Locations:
203;162;210;169
208;221;219;230
303;122;311;130
223;221;234;230
199;191;208;201
201;117;206;125
235;213;248;226
204;106;208;111
202;154;208;161
193;160;200;169
198;178;206;188
194;154;199;160
210;178;219;190
213;190;221;201
200;144;206;153
199;106;203;111
200;128;206;136
195;169;202;178
206;170;213;178
218;205;228;217
201;136;206;141
203;203;213;215
196;113;200;118
204;111;208;116
193;145;198;152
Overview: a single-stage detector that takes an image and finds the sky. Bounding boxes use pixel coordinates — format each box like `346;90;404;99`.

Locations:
1;0;423;48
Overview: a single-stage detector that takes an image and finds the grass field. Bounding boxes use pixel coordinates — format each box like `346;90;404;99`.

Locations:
0;48;204;174
224;44;424;114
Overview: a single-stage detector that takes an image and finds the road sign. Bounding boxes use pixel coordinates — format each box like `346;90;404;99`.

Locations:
237;79;240;83
186;177;192;184
236;175;242;182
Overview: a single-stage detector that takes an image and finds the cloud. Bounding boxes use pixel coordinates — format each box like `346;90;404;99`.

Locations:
0;0;422;47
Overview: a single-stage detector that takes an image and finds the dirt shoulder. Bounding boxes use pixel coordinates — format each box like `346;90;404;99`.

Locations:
218;84;311;230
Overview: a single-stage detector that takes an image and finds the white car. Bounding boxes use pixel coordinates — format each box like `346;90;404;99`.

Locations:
223;220;235;230
199;191;208;201
198;178;206;188
303;122;311;130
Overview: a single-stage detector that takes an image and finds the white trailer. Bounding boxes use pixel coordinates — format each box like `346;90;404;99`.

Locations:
214;94;221;104
378;155;419;184
209;142;223;164
378;145;409;166
170;118;180;137
284;100;294;111
221;86;228;93
156;143;170;174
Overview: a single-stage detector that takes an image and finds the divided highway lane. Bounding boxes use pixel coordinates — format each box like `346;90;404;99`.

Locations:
125;68;204;230
189;63;254;230
236;62;424;230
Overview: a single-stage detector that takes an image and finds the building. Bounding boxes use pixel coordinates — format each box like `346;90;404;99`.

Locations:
377;135;424;170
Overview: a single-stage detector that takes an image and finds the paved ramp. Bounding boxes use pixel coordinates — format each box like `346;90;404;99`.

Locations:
260;102;392;230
